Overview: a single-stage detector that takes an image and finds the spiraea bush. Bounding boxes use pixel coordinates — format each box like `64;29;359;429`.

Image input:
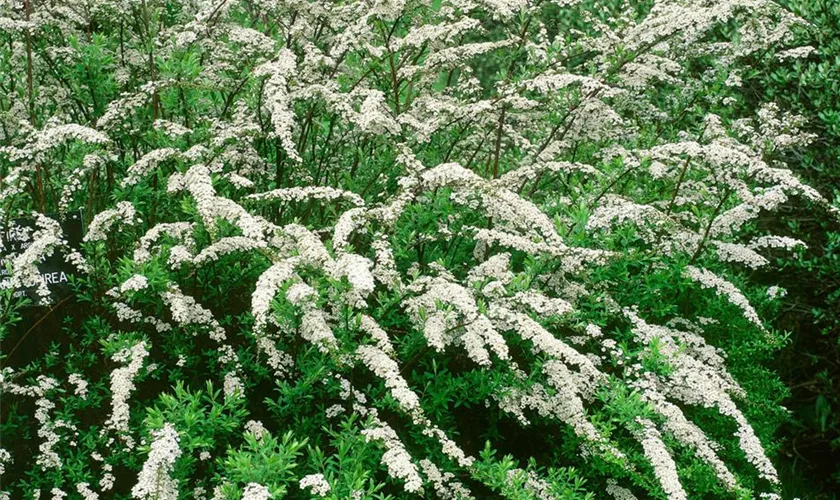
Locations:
1;0;837;499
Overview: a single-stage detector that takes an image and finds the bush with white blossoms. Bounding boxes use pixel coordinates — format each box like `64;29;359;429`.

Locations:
1;0;836;499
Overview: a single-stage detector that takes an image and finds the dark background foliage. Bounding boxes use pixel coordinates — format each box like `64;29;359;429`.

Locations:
746;0;840;497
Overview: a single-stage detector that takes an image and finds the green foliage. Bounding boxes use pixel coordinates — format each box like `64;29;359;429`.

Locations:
217;430;306;498
1;0;837;499
738;1;840;497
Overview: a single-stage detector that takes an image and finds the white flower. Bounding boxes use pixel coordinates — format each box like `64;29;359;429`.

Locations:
192;237;267;265
105;342;149;434
299;474;331;497
776;46;815;60
362;420;423;493
327;253;376;306
246;186;364;206
120;274;149;293
0;448;10;476
244;420;268;439
255;50;300;162
356;345;420;411
76;483;99;500
241;483;271;500
122;148;180;187
223;372;244;399
606;480;638;500
68;374;89;399
637;419;687;500
131;423;181;500
84;202;139;242
252;260;298;332
684;266;764;330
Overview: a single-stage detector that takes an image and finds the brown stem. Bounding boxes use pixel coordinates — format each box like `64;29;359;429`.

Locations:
665;157;691;217
275;137;286;188
442;119;475;162
296;104;317;154
39;51;93;123
690;187;732;265
387;47;401;115
464;135;489;170
378;18;404;115
24;0;34;125
567;164;639;237
5;295;73;361
24;0;43;210
540;87;600;155
491;107;507;179
119;21;126;66
141;0;159;119
221;74;250;118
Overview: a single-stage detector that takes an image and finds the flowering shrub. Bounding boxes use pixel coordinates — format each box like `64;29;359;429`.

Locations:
1;0;837;499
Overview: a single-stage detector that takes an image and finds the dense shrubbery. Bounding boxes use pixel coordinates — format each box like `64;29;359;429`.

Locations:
1;1;838;499
742;0;840;497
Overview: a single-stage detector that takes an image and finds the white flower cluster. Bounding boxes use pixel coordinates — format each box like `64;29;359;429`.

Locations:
153;120;192;138
684;266;764;330
405;276;509;366
624;310;778;486
327;253;376;307
637;419;688;500
223;371;245;399
358;315;395;355
300;308;339;353
333;207;368;251
122;148;180;187
133;223;195;264
192;236;267;265
606;479;638;500
244;420;268;440
362;420;424;493
712;241;769;269
587;195;667;241
255;50;300;162
167;164;270;240
355;90;402;136
241;483;271;500
2;0;827;496
75;483;99;500
419;459;474;500
0;448;10;476
245;186;364;206
0;123;109;163
120;274;149;293
104;342;149;435
162;286;227;341
299;474;331;497
59;154;108;215
654;400;738;490
67;373;89;399
84;202;139;242
131;423;181;500
356;345;420;411
776;45;815;60
34;377;64;471
749;235;806;251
